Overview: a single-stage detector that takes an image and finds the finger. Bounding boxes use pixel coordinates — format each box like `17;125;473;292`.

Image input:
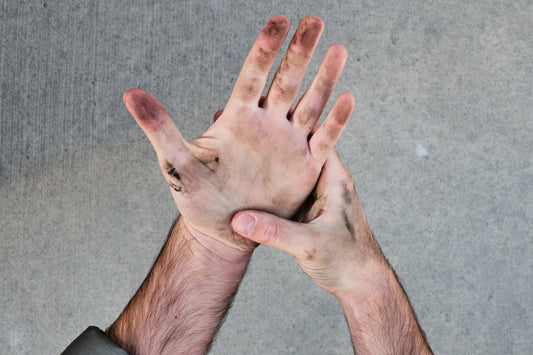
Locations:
262;15;324;114
309;92;354;163
123;88;190;171
213;109;223;122
291;44;347;133
228;15;290;106
232;211;314;258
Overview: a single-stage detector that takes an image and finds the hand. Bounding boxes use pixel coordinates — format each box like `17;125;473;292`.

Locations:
232;150;383;294
123;15;354;252
232;151;434;353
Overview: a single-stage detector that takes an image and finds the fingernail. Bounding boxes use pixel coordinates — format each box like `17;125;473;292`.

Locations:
234;214;256;236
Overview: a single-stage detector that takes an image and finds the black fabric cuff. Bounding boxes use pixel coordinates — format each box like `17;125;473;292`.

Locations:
62;326;129;355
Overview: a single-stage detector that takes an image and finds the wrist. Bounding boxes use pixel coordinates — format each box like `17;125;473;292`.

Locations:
107;216;252;354
332;256;393;306
323;226;388;298
333;256;432;354
179;216;253;272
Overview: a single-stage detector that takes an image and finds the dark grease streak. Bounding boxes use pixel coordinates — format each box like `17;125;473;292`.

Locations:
166;163;181;180
164;161;183;192
168;182;182;192
343;209;354;235
342;182;352;205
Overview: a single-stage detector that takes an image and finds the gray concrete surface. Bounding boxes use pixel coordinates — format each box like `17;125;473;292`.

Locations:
1;0;531;354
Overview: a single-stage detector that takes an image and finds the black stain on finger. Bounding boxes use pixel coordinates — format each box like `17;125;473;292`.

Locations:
343;209;355;235
342;182;353;205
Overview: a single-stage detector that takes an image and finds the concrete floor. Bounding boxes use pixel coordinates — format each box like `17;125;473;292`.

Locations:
1;1;531;354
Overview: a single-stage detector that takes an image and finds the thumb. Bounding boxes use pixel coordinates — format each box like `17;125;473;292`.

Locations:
124;88;198;194
232;210;313;258
123;88;190;163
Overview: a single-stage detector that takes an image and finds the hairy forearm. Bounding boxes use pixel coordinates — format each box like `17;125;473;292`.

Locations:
106;216;252;355
335;259;432;355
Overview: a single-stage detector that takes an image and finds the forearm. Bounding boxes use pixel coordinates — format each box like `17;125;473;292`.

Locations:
335;258;432;355
106;216;252;355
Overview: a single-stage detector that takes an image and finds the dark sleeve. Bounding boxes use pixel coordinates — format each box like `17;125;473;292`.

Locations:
62;326;129;355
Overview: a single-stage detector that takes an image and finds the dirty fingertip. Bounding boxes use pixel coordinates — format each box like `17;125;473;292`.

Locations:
302;15;324;30
123;88;167;130
268;14;290;28
123;88;145;105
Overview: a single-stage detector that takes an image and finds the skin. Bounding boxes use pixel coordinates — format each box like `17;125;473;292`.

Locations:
107;15;354;354
232;151;433;354
123;14;354;254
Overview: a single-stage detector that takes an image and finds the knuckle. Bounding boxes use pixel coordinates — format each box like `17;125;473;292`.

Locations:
256;46;277;63
259;219;280;244
298;105;322;127
237;76;263;100
315;74;337;93
274;75;299;98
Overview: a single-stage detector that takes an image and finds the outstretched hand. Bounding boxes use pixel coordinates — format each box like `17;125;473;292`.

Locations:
124;15;353;252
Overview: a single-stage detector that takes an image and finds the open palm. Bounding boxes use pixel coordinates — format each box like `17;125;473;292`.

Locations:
124;15;354;251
